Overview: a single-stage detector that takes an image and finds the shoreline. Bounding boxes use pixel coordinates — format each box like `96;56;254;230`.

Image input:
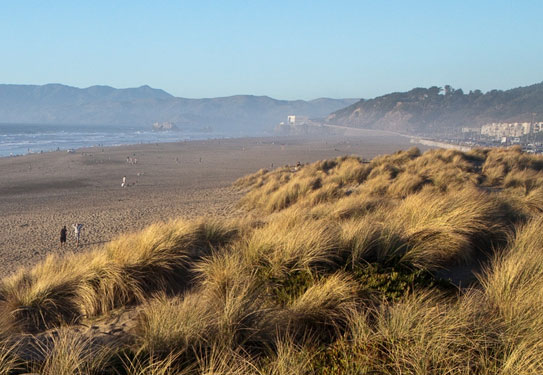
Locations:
0;132;230;158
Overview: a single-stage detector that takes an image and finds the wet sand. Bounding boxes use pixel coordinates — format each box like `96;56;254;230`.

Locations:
0;132;414;277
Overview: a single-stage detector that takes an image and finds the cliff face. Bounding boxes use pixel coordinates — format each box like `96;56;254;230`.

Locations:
327;83;543;135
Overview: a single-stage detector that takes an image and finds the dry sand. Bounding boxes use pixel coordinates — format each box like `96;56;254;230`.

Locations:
0;132;414;278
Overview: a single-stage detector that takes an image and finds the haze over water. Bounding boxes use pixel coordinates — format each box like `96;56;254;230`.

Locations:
0;123;217;157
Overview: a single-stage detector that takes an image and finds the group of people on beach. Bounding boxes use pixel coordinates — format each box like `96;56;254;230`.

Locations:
60;224;84;247
126;156;138;164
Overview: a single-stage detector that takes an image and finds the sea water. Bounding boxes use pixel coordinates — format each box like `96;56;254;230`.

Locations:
0;123;216;157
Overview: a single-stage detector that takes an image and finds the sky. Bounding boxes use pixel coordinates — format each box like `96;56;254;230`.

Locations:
1;1;542;100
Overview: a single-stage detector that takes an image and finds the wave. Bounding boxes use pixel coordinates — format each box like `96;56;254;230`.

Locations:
0;124;218;157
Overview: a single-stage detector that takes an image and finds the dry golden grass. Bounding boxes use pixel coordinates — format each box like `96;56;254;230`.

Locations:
0;217;243;333
330;194;390;220
241;210;341;277
482;146;543;188
480;216;543;325
31;328;114;375
257;335;315;375
137;262;274;357
340;291;495;374
0;255;85;332
135;293;211;354
76;217;237;316
285;272;358;341
386;187;512;269
3;145;543;373
339;216;406;267
198;271;274;352
119;353;184;375
0;339;21;375
236;146;543;216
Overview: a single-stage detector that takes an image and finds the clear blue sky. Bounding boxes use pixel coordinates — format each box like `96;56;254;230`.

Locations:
1;1;542;100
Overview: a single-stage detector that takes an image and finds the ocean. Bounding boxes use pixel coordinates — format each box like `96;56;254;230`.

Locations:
0;123;217;157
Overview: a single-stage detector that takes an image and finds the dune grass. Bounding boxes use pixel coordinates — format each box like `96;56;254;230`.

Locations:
2;146;543;373
0;218;242;333
30;328;114;375
0;339;21;375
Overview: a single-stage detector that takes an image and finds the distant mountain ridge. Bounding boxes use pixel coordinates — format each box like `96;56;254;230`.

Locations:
0;84;357;135
327;82;543;135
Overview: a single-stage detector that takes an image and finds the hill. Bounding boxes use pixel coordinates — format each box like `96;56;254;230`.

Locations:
1;146;543;373
327;82;543;135
0;84;357;134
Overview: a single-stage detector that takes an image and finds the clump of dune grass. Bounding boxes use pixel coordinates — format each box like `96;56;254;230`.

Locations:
330;194;390;220
482;146;543;186
200;271;275;353
119;353;182;375
242;211;341;278
234;167;269;189
285;273;358;342
335;291;493;374
386;186;514;270
264;176;324;212
135;293;211;354
31;328;114;375
0;255;83;332
524;187;543;213
192;345;258;375
328;156;372;186
386;172;430;197
259;335;316;375
336;186;515;271
76;218;218;316
339;216;406;267
503;168;543;194
136;266;274;357
370;147;422;168
479;216;543;324
0;339;21;374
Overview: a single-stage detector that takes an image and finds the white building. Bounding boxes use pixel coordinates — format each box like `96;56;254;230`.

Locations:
287;115;309;125
481;122;534;138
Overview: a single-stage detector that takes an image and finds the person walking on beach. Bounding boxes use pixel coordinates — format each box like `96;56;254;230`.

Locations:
72;223;84;247
121;176;126;188
60;225;67;247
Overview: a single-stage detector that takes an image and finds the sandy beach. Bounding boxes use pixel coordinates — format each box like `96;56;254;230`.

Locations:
0;132;414;278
